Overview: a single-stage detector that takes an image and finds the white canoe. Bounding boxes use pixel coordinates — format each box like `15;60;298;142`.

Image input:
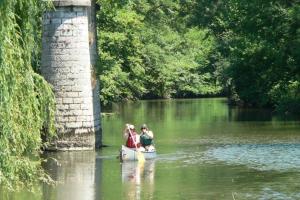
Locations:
120;145;157;161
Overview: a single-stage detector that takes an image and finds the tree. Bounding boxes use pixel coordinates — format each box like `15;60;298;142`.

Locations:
0;0;55;188
186;0;300;112
96;0;222;104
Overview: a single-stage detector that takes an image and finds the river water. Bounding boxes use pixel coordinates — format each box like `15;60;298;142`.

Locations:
4;98;300;200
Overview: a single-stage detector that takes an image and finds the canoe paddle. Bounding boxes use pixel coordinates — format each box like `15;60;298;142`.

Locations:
127;125;145;163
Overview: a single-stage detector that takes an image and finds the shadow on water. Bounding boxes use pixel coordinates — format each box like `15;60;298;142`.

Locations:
228;105;300;122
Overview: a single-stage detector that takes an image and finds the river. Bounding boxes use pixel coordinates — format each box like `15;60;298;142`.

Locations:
3;98;300;200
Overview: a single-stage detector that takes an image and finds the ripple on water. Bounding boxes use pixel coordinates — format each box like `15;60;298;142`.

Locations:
205;143;300;171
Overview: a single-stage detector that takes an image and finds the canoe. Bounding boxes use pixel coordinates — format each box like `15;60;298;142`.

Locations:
120;145;157;161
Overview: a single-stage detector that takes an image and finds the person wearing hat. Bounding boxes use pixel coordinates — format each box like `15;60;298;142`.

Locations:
139;124;155;151
124;124;141;148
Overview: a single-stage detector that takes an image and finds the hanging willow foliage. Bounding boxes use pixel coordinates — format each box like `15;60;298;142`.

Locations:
0;0;56;189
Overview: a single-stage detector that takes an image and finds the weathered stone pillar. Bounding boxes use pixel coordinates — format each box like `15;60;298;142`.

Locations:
41;0;101;150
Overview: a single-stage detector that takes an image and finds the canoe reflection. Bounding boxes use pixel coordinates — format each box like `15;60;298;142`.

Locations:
121;160;155;200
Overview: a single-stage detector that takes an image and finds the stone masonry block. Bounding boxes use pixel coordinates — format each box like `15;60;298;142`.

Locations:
53;30;62;37
74;128;88;134
76;116;87;121
62;98;73;104
68;116;77;121
78;90;92;97
61;18;73;24
73;98;84;104
56;91;66;98
60;29;73;36
72;16;87;24
49;42;66;49
55;68;71;74
63;12;76;18
74;7;84;12
80;104;92;110
55;110;64;116
56;98;63;104
66;122;82;129
71;86;83;92
82;110;92;115
47;36;70;43
52;0;91;7
56;80;74;86
69;104;81;110
51;18;62;24
43;19;50;25
56;116;69;123
76;12;85;17
52;11;64;18
82;97;93;105
61;86;73;91
66;92;79;98
60;110;75;116
56;104;69;110
73;110;83;116
62;23;75;29
77;42;89;49
82;122;92;127
86;116;93;122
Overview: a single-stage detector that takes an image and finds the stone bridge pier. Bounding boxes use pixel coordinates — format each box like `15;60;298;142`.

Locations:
41;0;101;150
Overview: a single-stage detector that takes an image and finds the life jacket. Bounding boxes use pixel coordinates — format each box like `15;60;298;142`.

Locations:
126;132;140;148
140;133;153;146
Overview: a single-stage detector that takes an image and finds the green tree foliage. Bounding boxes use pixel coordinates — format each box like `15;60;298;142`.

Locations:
96;0;222;104
96;0;299;113
185;0;300;113
0;0;55;188
97;1;146;104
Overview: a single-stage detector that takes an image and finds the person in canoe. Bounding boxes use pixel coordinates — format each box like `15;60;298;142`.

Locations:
139;124;155;151
124;124;141;149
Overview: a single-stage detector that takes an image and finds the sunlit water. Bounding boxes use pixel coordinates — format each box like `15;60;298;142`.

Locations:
2;98;300;200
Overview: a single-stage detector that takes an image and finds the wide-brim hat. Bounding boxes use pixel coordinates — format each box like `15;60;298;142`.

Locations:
141;124;148;129
129;124;135;129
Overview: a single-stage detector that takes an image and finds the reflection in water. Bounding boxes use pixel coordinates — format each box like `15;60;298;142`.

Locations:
42;151;99;200
228;107;273;121
121;160;155;200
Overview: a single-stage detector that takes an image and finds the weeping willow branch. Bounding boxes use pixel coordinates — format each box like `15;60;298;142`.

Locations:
0;0;55;189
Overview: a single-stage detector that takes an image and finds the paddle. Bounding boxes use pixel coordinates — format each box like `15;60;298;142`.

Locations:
127;125;145;163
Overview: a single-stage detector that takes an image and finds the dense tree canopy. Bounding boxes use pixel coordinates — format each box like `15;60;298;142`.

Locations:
96;0;223;105
181;0;300;112
96;0;299;114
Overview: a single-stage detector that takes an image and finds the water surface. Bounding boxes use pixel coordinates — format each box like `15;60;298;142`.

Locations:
3;98;300;200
